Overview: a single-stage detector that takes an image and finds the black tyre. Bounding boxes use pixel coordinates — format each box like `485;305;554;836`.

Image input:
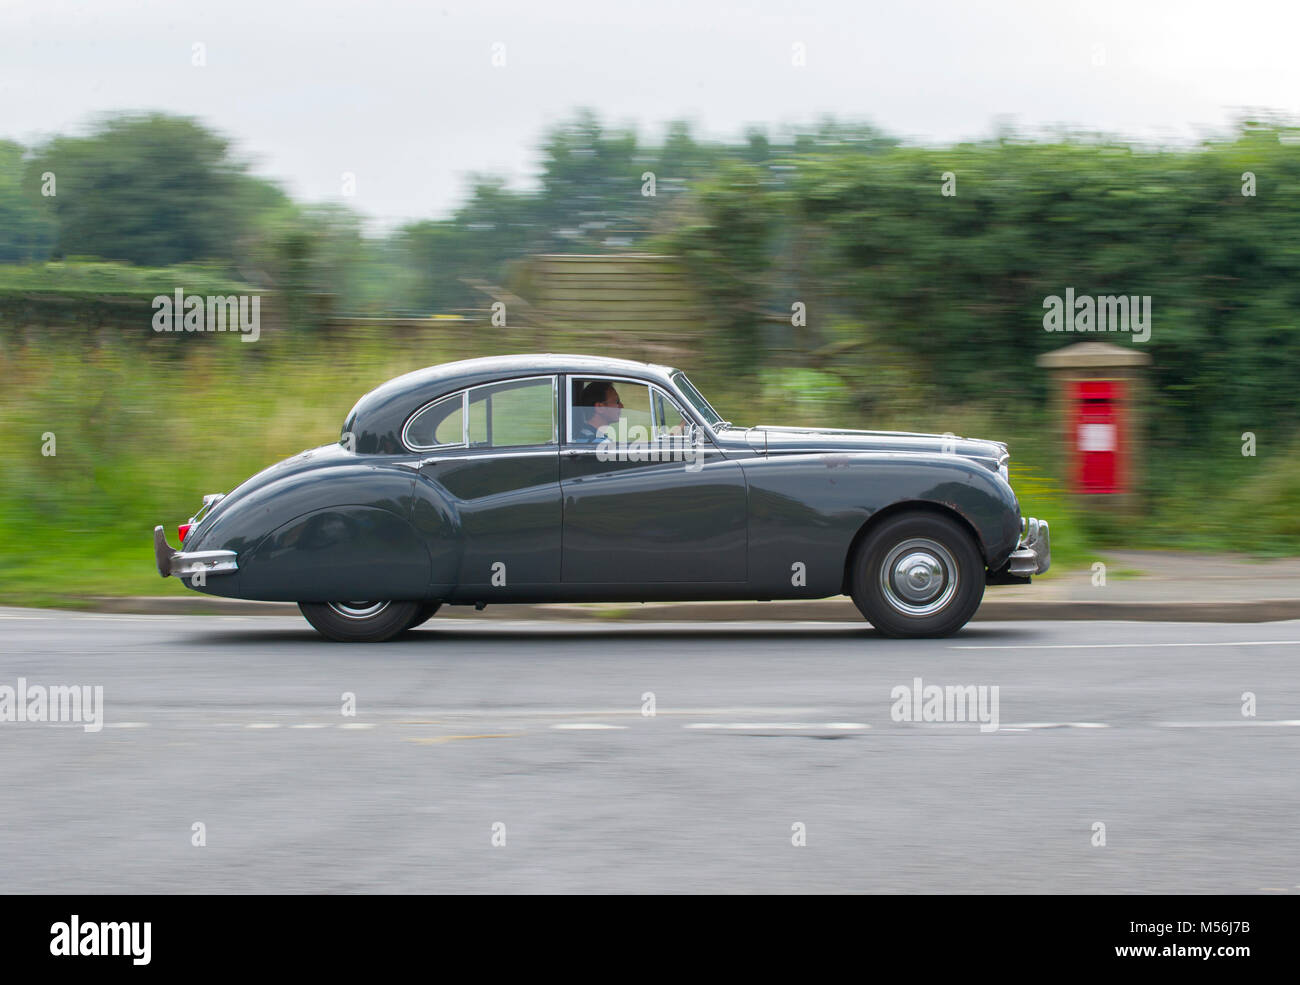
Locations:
849;512;985;638
406;602;442;630
297;600;423;643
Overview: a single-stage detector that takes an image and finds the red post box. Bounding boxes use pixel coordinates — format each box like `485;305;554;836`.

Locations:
1036;342;1150;505
1072;380;1123;494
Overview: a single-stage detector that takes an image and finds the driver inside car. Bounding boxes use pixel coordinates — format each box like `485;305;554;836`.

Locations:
573;380;623;442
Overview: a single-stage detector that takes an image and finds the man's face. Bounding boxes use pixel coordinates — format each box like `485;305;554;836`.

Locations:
592;386;623;427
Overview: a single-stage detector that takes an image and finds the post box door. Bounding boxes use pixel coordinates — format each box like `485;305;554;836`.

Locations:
1073;380;1122;494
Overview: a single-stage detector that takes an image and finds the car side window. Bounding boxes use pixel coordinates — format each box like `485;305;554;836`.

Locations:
570;378;653;443
617;384;653;442
467;378;556;448
404;393;465;449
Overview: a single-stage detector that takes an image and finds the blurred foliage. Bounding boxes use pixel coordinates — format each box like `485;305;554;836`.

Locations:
658;123;1300;461
0;260;253;297
0;331;424;602
0;326;1297;606
3;108;1300;601
0;140;56;262
23;113;278;267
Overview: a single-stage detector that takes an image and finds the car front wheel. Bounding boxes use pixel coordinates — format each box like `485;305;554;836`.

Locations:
298;600;423;643
849;512;985;638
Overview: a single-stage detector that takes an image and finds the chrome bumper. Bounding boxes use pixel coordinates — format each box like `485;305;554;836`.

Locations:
153;525;238;579
1006;517;1051;577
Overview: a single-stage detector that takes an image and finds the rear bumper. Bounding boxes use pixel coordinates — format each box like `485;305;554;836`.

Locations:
987;516;1050;584
153;525;238;579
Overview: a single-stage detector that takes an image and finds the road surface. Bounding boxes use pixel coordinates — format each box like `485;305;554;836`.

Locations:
2;608;1298;893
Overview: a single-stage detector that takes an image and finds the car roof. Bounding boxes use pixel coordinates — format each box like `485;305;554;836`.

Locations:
342;353;682;454
378;353;676;393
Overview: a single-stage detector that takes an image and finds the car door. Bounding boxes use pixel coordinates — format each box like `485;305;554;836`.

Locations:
411;376;561;593
560;376;747;585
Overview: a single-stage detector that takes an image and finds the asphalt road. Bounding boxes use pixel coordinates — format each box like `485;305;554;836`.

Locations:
2;608;1299;893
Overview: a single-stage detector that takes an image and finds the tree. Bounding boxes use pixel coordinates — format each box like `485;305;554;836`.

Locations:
25;113;273;267
0;140;55;262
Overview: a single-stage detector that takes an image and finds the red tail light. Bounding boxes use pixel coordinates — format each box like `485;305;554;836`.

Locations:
178;523;192;543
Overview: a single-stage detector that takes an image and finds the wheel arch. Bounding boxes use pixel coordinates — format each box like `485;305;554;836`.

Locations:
839;500;988;596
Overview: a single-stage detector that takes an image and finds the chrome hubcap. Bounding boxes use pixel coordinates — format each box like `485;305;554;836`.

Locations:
880;539;958;616
326;601;390;619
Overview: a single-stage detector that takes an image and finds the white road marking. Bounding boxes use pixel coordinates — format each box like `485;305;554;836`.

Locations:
1159;720;1300;728
0;609;284;622
952;640;1300;650
51;716;1300;735
433;619;860;632
320;707;824;718
685;722;869;731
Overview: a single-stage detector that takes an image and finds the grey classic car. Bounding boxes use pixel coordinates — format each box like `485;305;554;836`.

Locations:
154;354;1049;641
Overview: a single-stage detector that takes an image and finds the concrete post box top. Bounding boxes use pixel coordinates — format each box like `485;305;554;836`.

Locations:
1035;341;1152;369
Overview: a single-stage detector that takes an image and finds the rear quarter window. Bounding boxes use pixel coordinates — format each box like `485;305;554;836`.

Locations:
404;393;465;449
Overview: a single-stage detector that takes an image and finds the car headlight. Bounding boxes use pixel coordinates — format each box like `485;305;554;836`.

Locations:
998;455;1010;485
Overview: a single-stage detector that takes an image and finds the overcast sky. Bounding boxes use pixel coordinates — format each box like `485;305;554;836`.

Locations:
3;0;1298;228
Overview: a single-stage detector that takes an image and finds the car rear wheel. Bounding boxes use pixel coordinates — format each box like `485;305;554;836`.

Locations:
849;512;985;638
298;600;423;643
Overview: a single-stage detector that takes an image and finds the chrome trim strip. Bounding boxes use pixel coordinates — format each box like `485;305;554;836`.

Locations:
402;391;468;452
404;370;713;453
670;370;726;430
562;444;712;458
460;449;558;459
408;449;559;466
403;375;558;453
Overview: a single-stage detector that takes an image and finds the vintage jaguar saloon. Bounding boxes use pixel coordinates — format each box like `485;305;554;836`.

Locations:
154;354;1049;641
